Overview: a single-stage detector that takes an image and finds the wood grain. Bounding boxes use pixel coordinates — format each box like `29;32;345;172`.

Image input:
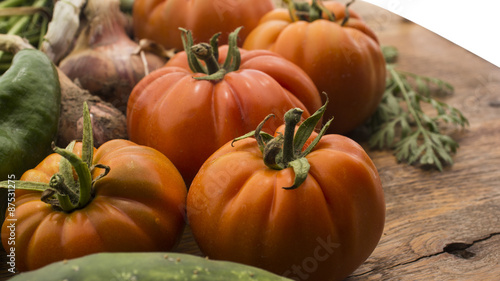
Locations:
345;2;500;280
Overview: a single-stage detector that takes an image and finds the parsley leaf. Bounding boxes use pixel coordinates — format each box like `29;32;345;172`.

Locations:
367;46;469;171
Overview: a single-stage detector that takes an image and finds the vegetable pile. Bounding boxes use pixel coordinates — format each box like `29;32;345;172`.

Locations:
127;27;322;184
0;0;468;280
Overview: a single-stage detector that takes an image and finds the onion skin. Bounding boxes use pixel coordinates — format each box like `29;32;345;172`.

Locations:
58;0;166;113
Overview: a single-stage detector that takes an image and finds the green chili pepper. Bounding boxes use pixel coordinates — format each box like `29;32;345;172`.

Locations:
0;49;61;223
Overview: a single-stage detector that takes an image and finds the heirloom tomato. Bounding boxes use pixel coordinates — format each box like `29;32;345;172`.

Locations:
187;100;385;281
1;107;187;272
132;0;274;51
127;28;322;184
243;0;386;134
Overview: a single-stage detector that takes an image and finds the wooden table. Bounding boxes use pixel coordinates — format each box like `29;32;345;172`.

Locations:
1;2;499;280
346;2;500;280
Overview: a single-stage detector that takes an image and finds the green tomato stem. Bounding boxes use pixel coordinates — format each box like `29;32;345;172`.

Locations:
284;0;336;22
221;26;242;73
49;174;78;212
180;28;207;74
191;43;221;75
54;194;74;211
0;180;48;192
232;93;332;189
341;0;355;26
254;114;275;153
52;145;93;209
282;108;304;165
209;33;221;61
81;102;94;168
50;174;79;203
58;141;79;193
263;134;285;170
52;102;95;210
181;27;243;81
309;0;322;21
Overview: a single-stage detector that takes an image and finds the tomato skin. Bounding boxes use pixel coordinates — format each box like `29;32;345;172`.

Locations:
187;131;385;281
127;46;322;185
243;1;386;134
1;140;187;272
132;0;274;51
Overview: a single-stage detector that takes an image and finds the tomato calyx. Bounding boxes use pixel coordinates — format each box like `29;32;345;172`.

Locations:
180;27;242;81
233;94;333;189
0;103;110;212
284;0;354;26
44;102;110;212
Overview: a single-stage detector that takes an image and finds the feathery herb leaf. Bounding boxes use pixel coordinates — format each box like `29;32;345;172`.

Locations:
368;46;469;171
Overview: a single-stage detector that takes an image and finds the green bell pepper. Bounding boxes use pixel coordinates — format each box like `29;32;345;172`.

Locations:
0;49;61;223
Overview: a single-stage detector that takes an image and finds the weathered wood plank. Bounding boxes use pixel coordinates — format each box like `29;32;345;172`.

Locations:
344;3;500;280
348;234;500;281
176;225;203;256
348;118;500;278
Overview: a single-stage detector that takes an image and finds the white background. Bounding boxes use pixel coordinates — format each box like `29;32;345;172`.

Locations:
361;0;500;68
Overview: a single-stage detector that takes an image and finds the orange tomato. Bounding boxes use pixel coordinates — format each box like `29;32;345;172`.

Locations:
2;140;187;272
243;0;386;134
127;29;322;185
187;105;385;281
132;0;274;51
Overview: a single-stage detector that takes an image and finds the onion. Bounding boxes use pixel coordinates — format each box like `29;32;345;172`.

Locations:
58;0;167;113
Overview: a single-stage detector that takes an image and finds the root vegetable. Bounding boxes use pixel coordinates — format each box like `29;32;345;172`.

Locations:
57;69;127;148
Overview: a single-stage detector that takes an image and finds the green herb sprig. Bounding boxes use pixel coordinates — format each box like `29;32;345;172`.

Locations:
367;46;469;171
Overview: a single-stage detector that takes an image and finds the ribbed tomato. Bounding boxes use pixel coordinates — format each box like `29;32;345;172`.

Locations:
127;28;322;184
132;0;274;51
1;139;187;272
187;101;385;281
243;0;386;134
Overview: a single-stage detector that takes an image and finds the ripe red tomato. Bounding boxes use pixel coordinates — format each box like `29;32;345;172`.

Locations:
127;29;322;184
132;0;274;51
187;104;385;281
243;0;386;134
1;140;187;272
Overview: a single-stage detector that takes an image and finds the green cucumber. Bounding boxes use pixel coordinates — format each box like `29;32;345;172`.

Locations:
9;252;293;281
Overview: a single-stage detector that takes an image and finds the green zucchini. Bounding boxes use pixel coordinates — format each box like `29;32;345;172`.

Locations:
8;252;293;281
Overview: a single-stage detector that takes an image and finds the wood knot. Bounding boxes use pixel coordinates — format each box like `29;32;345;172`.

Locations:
443;242;475;259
